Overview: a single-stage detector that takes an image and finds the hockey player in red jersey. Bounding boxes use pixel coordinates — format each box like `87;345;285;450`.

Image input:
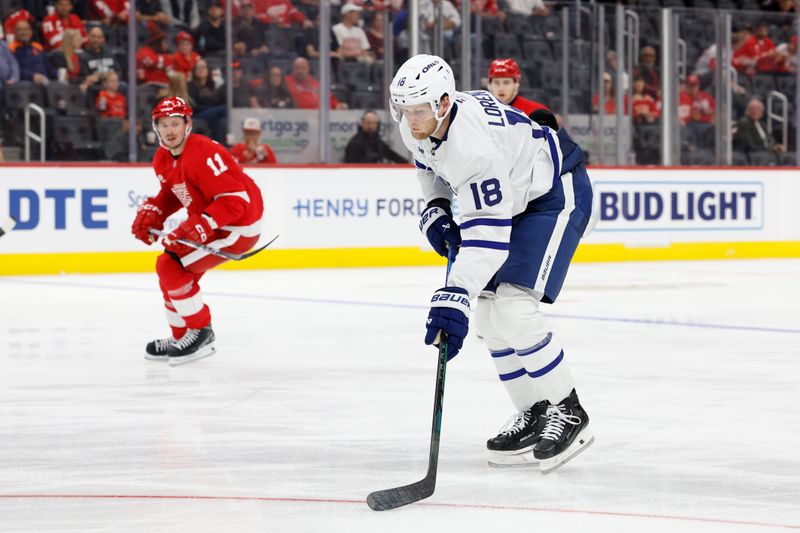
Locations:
487;58;559;130
131;96;264;366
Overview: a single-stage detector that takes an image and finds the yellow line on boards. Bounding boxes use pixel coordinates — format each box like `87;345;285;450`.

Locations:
1;242;799;276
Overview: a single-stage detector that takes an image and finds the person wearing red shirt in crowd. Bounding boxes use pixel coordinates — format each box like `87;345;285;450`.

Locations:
41;0;87;51
631;76;659;125
679;74;715;126
592;72;629;115
136;25;173;85
230;117;278;164
253;0;314;28
3;9;36;46
486;57;558;129
171;31;200;79
131;97;265;365
285;56;348;109
89;0;130;25
734;22;778;76
96;70;127;118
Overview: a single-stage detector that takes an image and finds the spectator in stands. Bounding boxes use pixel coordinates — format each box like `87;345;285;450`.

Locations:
366;11;386;61
0;39;20;117
251;65;295;108
631;76;658;125
172;31;201;79
188;58;227;142
592;72;627;114
285;56;348;109
234;0;269;57
41;0;87;51
679;74;715;126
3;10;36;47
89;0;129;25
455;0;505;22
231;61;252;107
156;71;191;102
734;97;785;156
344;110;407;163
634;46;660;99
48;28;85;86
194;3;227;55
333;3;373;63
256;0;314;28
504;0;550;17
733;22;779;76
163;0;201;30
80;26;120;80
774;35;797;74
11;19;53;85
136;25;173;85
95;70;126;118
136;0;172;25
229;117;278;164
420;0;460;54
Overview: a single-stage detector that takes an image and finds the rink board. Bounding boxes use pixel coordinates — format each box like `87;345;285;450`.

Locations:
0;164;799;275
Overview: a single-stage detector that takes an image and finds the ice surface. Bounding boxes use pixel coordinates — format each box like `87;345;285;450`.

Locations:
1;259;798;532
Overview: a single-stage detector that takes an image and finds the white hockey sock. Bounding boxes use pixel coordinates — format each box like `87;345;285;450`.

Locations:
514;333;575;405
489;347;542;411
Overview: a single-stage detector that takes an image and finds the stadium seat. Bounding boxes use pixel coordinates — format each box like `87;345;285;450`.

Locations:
349;89;383;110
4;81;45;110
751;74;775;97
775;75;796;97
505;16;532;36
748;150;778;166
52;116;103;160
239;57;266;81
683;148;715;165
338;61;371;90
522;38;551;62
778;152;797;166
46;83;89;115
732;151;749;166
493;35;522;61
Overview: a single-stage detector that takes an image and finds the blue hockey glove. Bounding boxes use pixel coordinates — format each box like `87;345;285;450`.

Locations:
425;287;470;360
419;201;461;258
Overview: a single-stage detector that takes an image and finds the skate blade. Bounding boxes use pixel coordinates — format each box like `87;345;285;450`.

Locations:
144;353;169;361
539;427;595;475
168;345;216;366
487;446;540;468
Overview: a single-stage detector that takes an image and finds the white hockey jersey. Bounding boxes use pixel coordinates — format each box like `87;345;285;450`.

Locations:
399;89;564;299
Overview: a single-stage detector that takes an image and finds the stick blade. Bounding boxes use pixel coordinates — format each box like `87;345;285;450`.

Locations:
367;479;434;511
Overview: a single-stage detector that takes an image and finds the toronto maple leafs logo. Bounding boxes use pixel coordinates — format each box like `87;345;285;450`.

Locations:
171;182;192;207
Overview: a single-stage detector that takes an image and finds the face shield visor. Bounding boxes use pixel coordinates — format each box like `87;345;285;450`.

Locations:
389;100;437;125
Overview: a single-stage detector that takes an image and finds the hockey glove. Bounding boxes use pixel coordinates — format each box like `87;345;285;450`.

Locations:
165;213;216;255
425;287;470;360
419;201;461;258
131;201;165;245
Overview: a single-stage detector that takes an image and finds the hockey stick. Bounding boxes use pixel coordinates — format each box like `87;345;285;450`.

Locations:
148;228;279;261
367;248;457;512
0;216;16;239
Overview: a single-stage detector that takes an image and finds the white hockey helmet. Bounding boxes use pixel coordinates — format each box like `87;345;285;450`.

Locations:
389;54;456;129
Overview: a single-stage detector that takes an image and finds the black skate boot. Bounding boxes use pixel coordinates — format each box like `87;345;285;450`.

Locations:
167;326;216;366
533;389;594;474
145;337;175;361
487;400;549;468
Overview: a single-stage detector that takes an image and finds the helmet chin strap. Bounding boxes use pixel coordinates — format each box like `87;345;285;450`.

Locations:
431;97;452;135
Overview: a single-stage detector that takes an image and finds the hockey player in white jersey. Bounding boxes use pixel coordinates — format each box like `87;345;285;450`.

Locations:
390;54;594;473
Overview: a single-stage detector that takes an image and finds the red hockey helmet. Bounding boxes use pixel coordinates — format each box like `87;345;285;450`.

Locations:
488;58;521;81
152;96;193;122
152;97;193;147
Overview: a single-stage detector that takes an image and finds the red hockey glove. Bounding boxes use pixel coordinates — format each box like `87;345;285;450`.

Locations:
164;213;216;254
131;201;165;245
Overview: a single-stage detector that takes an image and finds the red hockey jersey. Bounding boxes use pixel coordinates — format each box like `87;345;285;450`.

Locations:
150;134;264;234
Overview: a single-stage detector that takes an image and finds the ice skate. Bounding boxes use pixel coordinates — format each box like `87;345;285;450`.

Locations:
167;326;216;366
145;336;175;361
487;400;549;468
534;389;594;474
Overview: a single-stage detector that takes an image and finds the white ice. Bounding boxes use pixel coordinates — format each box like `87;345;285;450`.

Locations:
0;259;799;532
